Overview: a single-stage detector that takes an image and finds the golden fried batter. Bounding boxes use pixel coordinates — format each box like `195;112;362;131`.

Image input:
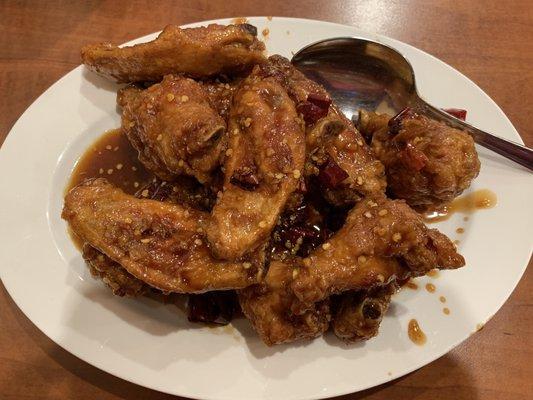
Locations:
81;24;266;83
239;260;330;346
63;178;263;293
359;110;480;209
259;56;386;206
332;283;397;343
82;244;148;297
291;197;464;313
206;67;306;260
118;75;226;183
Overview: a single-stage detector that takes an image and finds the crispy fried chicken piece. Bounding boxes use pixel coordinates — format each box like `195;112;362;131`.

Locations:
291;197;464;313
239;260;330;346
332;283;398;343
118;75;226;183
82;243;148;297
63;178;263;293
201;79;241;122
81;24;266;83
259;56;386;206
359;109;480;209
205;66;306;260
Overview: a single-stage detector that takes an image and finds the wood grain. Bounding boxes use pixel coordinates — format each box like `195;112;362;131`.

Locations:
0;1;532;399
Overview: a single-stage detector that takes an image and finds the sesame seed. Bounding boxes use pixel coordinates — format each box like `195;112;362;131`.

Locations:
116;163;123;170
114;146;119;151
364;211;372;218
133;182;139;188
166;93;175;102
275;173;284;179
357;139;364;146
293;169;301;179
378;209;388;216
243;117;252;127
184;210;190;217
377;274;385;282
303;258;311;267
132;166;137;171
141;189;149;197
196;227;203;233
392;232;402;242
99;168;104;174
292;269;299;279
105;145;112;150
356;176;363;185
259;220;267;228
156;134;163;141
367;200;378;207
181;95;189;102
140;238;151;243
129;121;135;128
225;148;233;156
194;238;202;245
232;128;239;136
124;218;132;224
243;262;252;269
107;169;113;175
322;243;331;250
178;159;184;167
358;255;367;264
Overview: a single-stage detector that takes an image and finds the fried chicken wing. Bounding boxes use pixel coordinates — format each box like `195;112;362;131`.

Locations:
359;109;480;209
239;260;330;346
118;75;226;183
82;243;148;297
291;197;464;313
259;56;386;206
82;24;266;83
332;283;397;343
63;178;263;293
206;67;306;260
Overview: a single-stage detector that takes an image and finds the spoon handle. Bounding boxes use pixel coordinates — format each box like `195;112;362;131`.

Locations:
418;101;533;171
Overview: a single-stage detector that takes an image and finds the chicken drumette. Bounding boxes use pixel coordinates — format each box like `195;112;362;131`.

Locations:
118;75;227;183
205;65;306;260
359;109;480;209
81;23;266;83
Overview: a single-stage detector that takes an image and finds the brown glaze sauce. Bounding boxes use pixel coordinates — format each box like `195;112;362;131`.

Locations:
405;280;418;290
423;189;497;223
66;129;151;194
427;269;439;278
425;283;436;293
408;319;427;345
66;129;152;248
231;17;249;25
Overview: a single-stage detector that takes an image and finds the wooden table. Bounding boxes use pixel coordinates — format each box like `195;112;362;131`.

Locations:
1;1;532;399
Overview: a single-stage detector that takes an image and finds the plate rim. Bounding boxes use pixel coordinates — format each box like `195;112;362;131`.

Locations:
0;16;531;400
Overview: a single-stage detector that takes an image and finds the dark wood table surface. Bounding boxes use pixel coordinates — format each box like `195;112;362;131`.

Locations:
1;1;532;399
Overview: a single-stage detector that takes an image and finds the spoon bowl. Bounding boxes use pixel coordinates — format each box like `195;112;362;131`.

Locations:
291;37;533;170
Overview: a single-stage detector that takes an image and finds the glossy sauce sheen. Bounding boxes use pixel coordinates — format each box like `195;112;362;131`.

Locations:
408;319;427;345
67;129;151;194
423;189;497;223
66;129;153;248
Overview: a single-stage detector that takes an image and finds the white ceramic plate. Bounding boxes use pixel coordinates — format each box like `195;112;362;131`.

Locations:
1;17;532;400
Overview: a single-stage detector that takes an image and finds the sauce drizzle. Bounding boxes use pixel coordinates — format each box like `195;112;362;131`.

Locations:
423;189;497;223
425;283;436;293
439;296;446;303
408;319;427;345
443;307;450;315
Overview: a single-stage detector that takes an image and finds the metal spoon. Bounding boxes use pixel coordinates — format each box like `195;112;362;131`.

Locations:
291;37;533;171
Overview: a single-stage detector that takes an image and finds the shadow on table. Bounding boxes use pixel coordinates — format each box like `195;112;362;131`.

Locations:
3;281;479;400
